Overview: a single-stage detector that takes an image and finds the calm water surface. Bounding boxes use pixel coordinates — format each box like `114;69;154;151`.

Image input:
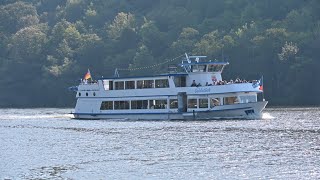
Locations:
0;108;319;179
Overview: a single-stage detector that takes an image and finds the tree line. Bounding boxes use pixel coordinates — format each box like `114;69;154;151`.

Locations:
0;0;319;107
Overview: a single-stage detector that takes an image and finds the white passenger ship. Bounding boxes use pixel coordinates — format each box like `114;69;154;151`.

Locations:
71;54;267;120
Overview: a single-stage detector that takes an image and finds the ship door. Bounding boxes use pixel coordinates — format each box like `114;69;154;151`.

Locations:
178;92;187;112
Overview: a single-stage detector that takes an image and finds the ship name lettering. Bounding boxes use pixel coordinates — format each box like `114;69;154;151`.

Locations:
195;87;211;93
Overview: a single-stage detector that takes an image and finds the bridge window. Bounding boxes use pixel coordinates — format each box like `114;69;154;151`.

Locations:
155;79;169;88
191;65;207;72
131;100;148;109
115;81;124;90
208;65;224;72
100;101;113;110
114;101;129;109
199;99;208;108
125;81;135;89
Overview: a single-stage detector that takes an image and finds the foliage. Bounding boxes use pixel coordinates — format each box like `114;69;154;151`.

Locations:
0;0;319;107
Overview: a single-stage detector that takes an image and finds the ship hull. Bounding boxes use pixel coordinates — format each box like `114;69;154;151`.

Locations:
72;101;268;120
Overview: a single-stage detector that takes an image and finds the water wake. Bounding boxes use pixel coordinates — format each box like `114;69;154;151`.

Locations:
0;114;73;120
262;112;275;119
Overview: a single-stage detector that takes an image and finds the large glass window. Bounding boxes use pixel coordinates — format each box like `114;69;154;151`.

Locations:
137;80;143;89
131;100;148;109
174;76;186;87
199;99;208;108
223;97;239;105
188;99;197;108
208;65;224;72
199;65;207;72
137;80;154;89
149;100;167;109
125;81;135;89
210;98;220;107
169;99;178;109
191;65;207;72
155;79;169;88
143;80;154;88
115;81;124;90
114;101;130;109
100;101;113;110
239;95;256;103
103;80;110;90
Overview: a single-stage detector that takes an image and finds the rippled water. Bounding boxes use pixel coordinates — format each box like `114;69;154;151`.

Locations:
0;108;319;179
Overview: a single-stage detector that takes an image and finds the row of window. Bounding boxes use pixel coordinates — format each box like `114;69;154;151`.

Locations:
101;99;177;110
78;92;96;97
113;79;169;90
190;64;224;73
79;92;255;107
100;97;225;110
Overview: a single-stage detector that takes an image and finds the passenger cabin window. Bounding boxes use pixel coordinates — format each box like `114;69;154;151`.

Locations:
240;96;256;103
131;100;148;109
125;81;135;89
103;80;110;90
188;99;197;108
100;101;113;110
210;98;220;107
169;99;178;109
149;100;167;109
155;79;169;88
223;97;239;105
115;81;124;90
137;80;154;89
174;76;186;87
109;81;113;90
199;99;208;108
114;101;129;109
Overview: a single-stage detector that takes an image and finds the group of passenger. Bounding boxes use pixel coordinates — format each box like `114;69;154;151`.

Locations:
215;78;249;85
191;78;251;87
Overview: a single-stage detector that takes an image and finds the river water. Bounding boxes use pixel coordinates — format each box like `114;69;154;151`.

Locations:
0;108;319;179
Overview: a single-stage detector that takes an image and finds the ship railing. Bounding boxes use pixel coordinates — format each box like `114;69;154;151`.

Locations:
191;78;258;87
79;80;98;85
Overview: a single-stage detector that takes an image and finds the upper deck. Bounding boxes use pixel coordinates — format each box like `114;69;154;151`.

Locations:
75;53;263;98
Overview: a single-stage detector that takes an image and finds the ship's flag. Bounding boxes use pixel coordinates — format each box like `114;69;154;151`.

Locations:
252;76;263;91
84;69;92;80
258;76;263;91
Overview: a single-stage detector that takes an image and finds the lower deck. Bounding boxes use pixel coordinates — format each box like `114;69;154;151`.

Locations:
75;93;258;112
73;93;267;120
73;101;268;120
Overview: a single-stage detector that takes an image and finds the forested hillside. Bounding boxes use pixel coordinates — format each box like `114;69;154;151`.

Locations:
0;0;319;107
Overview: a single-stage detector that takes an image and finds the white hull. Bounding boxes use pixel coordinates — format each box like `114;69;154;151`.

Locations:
72;101;267;120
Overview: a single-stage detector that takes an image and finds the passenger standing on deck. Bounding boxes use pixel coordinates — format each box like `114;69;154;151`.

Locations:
191;80;197;87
